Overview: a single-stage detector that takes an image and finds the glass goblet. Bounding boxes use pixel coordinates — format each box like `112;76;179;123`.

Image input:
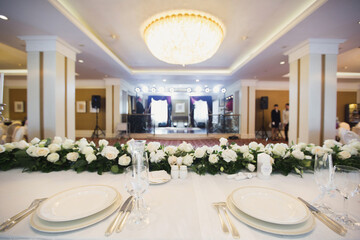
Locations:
124;165;149;227
334;165;360;230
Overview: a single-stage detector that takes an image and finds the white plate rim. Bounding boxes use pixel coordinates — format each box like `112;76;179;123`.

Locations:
37;185;119;222
230;186;310;225
30;193;122;233
226;196;316;236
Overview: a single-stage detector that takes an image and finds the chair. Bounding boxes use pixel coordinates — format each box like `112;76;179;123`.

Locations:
115;122;128;139
5;122;21;143
12;126;26;142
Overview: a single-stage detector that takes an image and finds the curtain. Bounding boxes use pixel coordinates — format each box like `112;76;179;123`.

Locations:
147;96;172;126
190;96;212;127
194;100;208;123
150;98;168;125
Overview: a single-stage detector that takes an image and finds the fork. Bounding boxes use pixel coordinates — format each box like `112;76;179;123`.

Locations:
212;203;229;233
0;198;47;232
215;202;240;239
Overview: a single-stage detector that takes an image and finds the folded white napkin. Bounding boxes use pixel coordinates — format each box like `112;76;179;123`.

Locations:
226;172;256;181
149;170;171;183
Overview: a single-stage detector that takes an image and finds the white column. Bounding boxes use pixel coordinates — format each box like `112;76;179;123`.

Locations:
239;80;257;139
284;39;345;145
105;78;130;137
19;36;79;140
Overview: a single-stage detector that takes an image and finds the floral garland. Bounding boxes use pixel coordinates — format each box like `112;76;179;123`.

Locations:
0;137;359;176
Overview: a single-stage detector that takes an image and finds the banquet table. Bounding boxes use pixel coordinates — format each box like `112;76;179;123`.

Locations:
0;169;359;240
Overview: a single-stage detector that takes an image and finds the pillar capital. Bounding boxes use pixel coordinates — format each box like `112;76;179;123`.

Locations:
284;38;345;63
18;35;80;61
240;79;258;87
104;78;132;91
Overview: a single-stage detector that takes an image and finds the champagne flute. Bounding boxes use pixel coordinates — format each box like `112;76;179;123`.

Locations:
334;165;360;230
313;153;335;210
124;165;150;227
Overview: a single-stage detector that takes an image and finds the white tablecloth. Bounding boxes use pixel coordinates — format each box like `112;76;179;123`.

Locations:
0;169;359;240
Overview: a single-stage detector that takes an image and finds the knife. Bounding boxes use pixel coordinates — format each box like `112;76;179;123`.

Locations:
105;196;133;236
116;198;134;232
298;197;347;236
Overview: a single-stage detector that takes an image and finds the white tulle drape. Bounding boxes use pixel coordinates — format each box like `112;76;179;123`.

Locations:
151;98;168;125
194;100;208;123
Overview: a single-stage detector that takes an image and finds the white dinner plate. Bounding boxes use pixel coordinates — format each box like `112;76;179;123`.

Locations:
230;186;310;225
37;185;119;222
226;197;315;235
149;170;171;185
31;194;122;233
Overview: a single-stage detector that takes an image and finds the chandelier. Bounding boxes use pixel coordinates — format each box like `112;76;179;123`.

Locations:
142;10;225;65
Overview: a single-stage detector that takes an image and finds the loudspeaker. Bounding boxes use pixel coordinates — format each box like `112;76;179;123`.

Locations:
260;96;268;110
91;95;101;109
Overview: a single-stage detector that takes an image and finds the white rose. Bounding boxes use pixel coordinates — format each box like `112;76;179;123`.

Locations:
338;151;351;160
177;157;183;165
52;136;62;144
211;145;222;153
230;144;240;151
247;163;256;172
283;151;291;158
98;139;109;147
66;152;79;162
219;137;228;146
349;140;360;150
168;155;178;165
86;153;97;164
249;142;258;150
30;137;41;145
35;147;50;157
311;146;325;157
239;145;249;153
48;143;61;153
183;154;194;166
194;147;206;158
4;143;15;151
296;142;307;150
0;145;5;153
291;149;305;160
118;154;131;166
272;144;287;157
26;146;37;157
243;152;254;161
38;140;47;147
62;139;74;149
257;143;265;152
81;146;94;155
153;150;166;163
14;140;29;149
146;142;161;152
178;142;193;152
164;145;177;155
209;154;219;164
221;149;237;162
77;138;89;150
341;145;357;156
101;146;119;160
305;144;315;152
90;141;96;147
47;153;60;163
323;139;341;149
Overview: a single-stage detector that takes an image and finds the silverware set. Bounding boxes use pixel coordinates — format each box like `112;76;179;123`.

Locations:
213;202;240;239
105;196;134;236
298;197;347;236
0;198;47;232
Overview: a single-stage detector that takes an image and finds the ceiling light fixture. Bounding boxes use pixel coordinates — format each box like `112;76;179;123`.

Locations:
205;87;210;93
142;10;225;65
187;87;192;93
151;87;156;93
0;15;8;20
196;79;200;82
221;88;227;93
169;88;174;93
135;87;141;93
163;79;167;82
78;59;84;63
280;61;285;65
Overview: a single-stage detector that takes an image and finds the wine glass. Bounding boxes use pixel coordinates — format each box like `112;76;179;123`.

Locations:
334;165;360;229
128;140;148;169
124;165;150;227
313;153;335;210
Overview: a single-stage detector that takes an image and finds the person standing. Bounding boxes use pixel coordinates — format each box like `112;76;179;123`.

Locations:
271;104;281;140
283;103;289;141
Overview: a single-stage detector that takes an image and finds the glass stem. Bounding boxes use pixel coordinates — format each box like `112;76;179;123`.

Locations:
343;196;349;218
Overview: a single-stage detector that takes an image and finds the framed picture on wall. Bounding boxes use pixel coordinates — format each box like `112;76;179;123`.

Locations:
89;101;97;113
76;101;86;113
175;102;185;113
14;101;24;113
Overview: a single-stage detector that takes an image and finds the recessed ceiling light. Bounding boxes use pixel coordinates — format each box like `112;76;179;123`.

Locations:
0;15;8;20
151;87;156;93
358;21;360;24
163;79;167;82
152;84;156;87
196;79;200;82
241;36;248;40
280;61;285;65
186;87;192;93
221;88;227;93
135;87;141;93
78;59;84;63
204;85;208;87
111;34;117;39
205;87;210;93
169;87;174;93
344;66;348;69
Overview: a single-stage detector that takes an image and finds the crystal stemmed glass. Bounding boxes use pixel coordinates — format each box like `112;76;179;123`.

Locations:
334;165;360;230
313;153;335;210
124;165;149;227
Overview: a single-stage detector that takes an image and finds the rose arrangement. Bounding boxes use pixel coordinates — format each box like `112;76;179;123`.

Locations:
0;137;359;176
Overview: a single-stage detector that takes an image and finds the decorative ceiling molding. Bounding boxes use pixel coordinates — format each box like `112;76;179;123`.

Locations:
49;0;327;76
